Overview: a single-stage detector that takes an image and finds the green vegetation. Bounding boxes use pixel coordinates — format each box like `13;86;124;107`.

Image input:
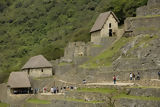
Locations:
77;88;116;93
116;94;160;101
81;37;133;68
0;0;148;83
127;35;158;57
0;102;8;107
66;98;103;103
58;62;72;66
27;98;51;104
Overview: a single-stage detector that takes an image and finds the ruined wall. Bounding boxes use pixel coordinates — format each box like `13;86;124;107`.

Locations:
0;83;7;103
124;16;160;35
62;42;89;62
23;68;53;78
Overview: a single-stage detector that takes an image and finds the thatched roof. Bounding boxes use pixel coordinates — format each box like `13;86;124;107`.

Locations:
8;72;31;88
22;55;52;69
90;11;119;33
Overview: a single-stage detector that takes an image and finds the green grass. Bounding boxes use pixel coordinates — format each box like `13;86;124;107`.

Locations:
116;94;160;101
58;62;72;66
0;102;9;107
27;98;51;104
77;88;117;94
66;98;104;103
80;37;133;68
127;35;158;57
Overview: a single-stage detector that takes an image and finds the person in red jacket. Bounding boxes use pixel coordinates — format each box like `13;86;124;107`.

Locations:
113;75;116;84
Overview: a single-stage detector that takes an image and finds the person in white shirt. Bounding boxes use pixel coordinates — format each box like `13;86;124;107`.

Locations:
130;73;132;80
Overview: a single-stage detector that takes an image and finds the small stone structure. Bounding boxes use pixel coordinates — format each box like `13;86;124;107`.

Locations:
61;42;90;62
90;11;119;45
124;0;160;35
21;55;53;78
7;72;31;94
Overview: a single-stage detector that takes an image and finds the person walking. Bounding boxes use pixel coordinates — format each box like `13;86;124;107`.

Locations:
136;72;140;80
130;73;132;80
158;71;160;79
113;75;116;84
133;73;135;81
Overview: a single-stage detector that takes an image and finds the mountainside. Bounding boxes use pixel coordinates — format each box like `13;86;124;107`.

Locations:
0;0;148;82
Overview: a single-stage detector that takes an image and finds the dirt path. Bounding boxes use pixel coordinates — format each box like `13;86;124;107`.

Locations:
86;82;134;86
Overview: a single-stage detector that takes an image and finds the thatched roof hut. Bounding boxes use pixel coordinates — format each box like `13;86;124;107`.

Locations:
8;72;31;88
22;55;52;70
90;11;119;33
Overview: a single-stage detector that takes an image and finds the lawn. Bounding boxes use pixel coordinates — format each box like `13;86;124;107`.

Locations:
116;94;160;101
77;88;117;94
0;102;8;107
66;98;103;103
27;98;51;104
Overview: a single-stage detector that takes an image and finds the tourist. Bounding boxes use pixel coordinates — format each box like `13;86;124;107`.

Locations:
83;79;86;84
53;87;56;94
130;73;132;80
113;75;116;84
51;87;54;94
137;72;140;80
133;73;135;81
158;71;160;79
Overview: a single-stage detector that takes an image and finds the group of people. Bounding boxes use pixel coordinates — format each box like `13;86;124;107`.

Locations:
50;86;76;94
129;72;140;81
113;72;141;84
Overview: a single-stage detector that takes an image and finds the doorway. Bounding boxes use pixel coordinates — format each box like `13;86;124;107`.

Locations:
109;29;112;37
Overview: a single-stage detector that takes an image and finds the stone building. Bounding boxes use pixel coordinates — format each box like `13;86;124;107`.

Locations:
7;72;31;94
90;11;119;45
21;55;53;78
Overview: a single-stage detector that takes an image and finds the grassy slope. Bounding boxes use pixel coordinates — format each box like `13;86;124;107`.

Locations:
27;99;51;104
0;102;8;107
80;37;133;68
0;0;148;83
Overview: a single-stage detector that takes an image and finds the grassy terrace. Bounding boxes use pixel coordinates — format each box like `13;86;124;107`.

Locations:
0;102;8;107
64;98;103;103
77;88;117;94
27;99;51;104
76;88;160;101
80;37;133;68
27;98;103;104
116;94;160;101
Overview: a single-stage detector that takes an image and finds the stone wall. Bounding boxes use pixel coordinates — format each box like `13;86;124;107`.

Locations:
23;68;53;78
116;98;160;107
62;42;89;62
124;16;160;35
0;83;7;103
136;0;160;16
91;31;101;45
129;88;160;97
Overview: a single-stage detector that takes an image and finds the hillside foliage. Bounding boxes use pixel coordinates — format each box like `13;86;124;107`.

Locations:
0;0;148;83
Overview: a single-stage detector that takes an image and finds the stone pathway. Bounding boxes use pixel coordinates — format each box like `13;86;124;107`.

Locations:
86;82;134;86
